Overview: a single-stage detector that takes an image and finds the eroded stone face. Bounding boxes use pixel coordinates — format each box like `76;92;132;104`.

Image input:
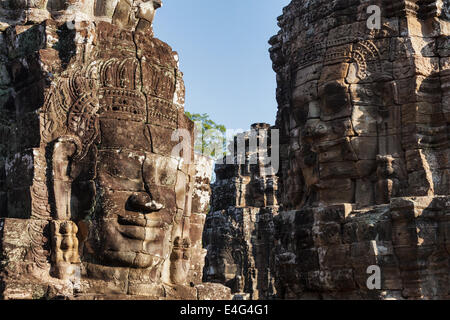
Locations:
268;0;450;300
272;0;449;210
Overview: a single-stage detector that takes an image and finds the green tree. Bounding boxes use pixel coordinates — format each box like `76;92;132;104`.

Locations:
185;112;226;159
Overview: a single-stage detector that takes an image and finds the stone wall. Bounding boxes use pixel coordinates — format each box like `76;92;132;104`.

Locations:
268;0;450;299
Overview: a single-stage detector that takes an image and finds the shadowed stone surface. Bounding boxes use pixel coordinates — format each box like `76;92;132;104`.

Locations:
268;0;450;299
203;124;279;300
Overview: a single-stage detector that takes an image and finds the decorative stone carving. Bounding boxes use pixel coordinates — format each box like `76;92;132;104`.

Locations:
50;220;80;280
375;155;406;205
1;0;449;301
269;0;450;299
0;2;230;300
0;0;161;34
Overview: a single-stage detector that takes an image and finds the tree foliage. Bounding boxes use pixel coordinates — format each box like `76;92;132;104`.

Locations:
185;112;226;158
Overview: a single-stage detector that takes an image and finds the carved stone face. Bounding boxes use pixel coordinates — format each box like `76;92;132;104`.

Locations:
291;53;398;206
92;119;178;272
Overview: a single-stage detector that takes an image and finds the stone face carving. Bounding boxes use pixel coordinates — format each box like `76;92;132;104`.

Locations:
105;0;162;32
0;3;230;299
1;0;449;301
375;154;406;205
268;0;450;299
272;1;449;210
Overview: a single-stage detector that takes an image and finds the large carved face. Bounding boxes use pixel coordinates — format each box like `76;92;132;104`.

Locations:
94;134;178;270
290;39;403;206
76;47;190;280
293;61;357;204
81;83;190;275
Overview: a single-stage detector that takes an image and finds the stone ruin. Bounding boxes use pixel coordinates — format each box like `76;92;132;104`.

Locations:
202;0;450;300
203;123;278;300
0;0;449;300
268;0;450;299
0;0;230;299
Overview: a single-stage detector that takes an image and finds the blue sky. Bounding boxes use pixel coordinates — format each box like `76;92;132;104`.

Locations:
153;0;290;131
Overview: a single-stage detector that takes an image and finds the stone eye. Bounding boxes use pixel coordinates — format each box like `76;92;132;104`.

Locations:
324;82;348;112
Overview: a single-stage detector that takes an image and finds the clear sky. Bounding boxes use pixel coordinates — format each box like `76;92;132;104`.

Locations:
153;0;291;132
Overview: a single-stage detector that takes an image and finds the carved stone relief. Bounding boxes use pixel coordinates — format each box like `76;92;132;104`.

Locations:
0;2;230;300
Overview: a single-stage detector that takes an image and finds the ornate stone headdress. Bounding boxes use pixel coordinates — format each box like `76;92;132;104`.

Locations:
97;57;147;122
41;62;100;162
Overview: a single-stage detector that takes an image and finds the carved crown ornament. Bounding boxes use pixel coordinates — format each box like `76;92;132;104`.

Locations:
41;55;179;160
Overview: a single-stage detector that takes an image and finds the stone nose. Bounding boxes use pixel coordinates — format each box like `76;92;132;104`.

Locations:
126;193;164;213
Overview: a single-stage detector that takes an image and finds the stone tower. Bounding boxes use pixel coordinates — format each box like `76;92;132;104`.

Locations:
0;0;230;299
269;0;450;299
203;123;279;300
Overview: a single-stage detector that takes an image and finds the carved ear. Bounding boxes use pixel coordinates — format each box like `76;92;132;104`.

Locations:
52;136;82;220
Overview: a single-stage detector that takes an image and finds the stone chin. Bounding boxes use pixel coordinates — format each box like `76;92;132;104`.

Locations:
102;250;164;269
95;214;170;269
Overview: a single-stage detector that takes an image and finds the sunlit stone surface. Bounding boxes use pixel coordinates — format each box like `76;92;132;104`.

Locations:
0;0;230;300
